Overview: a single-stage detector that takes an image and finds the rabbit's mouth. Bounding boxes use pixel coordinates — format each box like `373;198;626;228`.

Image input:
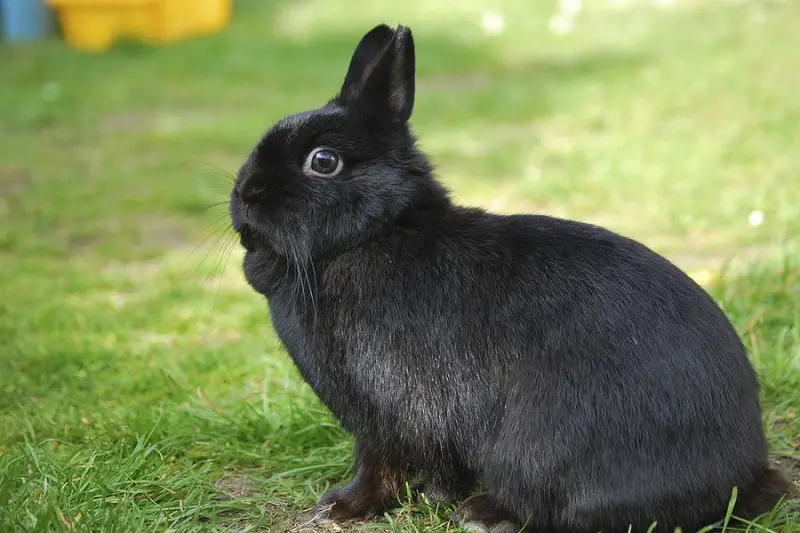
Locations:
230;188;261;252
235;220;258;252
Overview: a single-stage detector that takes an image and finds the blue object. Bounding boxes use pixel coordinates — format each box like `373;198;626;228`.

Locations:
1;0;53;42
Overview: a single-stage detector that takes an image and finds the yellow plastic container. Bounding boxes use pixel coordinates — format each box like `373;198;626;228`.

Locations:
46;0;231;52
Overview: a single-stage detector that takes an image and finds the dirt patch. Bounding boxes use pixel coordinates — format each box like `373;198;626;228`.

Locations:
134;214;189;249
274;512;364;533
212;473;273;532
100;109;228;134
53;214;188;254
210;474;365;532
214;473;261;500
0;166;30;198
770;454;800;495
101;112;154;133
67;233;106;253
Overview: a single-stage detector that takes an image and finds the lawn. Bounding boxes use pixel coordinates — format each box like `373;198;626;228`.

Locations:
1;0;798;531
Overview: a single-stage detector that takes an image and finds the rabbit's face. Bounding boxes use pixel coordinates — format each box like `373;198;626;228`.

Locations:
229;103;420;259
230;24;425;260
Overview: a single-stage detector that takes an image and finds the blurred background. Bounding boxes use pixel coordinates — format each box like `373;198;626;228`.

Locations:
1;0;798;531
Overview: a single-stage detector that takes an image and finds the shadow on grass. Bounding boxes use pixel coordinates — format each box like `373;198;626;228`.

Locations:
2;0;650;131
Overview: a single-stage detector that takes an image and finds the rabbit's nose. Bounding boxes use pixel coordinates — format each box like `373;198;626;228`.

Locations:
239;186;265;205
238;174;266;205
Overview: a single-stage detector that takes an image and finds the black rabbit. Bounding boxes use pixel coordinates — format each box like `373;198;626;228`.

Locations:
228;24;789;533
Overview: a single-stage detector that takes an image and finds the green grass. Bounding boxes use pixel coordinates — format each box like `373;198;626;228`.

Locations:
1;0;798;531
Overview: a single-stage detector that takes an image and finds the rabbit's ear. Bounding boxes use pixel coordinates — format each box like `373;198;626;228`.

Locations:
339;25;416;124
340;24;395;102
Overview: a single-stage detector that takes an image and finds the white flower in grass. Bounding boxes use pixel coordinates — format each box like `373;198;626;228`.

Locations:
481;11;506;36
748;210;764;227
549;13;574;35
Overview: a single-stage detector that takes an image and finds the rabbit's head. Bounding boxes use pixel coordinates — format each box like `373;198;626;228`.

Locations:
230;24;442;260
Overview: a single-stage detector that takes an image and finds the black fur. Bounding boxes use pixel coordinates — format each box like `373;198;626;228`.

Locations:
228;24;789;533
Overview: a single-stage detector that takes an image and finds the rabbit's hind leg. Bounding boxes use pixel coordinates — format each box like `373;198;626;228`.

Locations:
413;463;476;503
453;493;524;533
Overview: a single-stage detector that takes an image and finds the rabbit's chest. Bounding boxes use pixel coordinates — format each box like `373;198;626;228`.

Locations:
331;305;495;445
269;267;497;452
266;292;380;425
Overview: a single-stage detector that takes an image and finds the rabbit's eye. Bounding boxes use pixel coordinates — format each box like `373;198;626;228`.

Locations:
304;147;343;177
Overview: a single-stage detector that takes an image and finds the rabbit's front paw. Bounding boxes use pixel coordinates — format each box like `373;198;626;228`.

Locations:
313;484;392;522
313;444;411;522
